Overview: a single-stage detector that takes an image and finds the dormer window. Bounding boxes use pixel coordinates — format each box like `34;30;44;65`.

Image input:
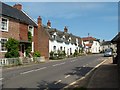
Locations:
28;25;34;36
1;17;9;32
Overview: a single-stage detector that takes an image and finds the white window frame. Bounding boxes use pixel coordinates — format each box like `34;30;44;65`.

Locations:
0;38;8;52
28;25;34;36
1;17;9;32
32;42;34;52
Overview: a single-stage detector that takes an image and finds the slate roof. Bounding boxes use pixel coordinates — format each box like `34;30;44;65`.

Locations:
43;26;82;46
1;2;37;27
111;32;120;43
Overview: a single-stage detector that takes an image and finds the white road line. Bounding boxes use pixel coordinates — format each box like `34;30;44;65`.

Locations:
20;67;47;75
73;71;76;74
65;75;70;78
83;65;86;67
79;68;81;70
54;80;62;84
70;60;76;62
52;62;65;67
0;78;3;81
34;67;47;71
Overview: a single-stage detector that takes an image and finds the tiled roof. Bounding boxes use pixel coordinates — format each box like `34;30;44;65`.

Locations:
1;2;37;26
43;26;82;46
111;32;120;43
82;37;96;41
85;43;92;47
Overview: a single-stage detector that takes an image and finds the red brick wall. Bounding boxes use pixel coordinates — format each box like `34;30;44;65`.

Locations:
0;17;20;58
33;27;39;51
19;23;28;41
36;26;49;59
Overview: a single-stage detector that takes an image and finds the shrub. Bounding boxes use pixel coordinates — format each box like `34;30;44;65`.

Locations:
5;38;19;58
33;51;41;57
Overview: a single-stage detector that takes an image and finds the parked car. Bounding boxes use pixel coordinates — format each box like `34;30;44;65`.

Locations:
104;49;113;57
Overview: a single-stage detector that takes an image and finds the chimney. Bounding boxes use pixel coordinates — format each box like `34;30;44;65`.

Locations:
64;26;68;33
47;20;51;28
13;4;22;10
37;16;42;28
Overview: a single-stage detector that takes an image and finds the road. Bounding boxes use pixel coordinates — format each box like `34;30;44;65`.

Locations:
1;54;109;89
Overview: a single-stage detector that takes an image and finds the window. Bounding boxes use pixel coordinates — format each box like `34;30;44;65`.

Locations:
60;46;62;51
0;38;7;52
1;18;9;31
53;46;56;51
28;25;34;36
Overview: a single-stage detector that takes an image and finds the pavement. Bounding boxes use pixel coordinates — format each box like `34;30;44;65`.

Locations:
67;57;119;89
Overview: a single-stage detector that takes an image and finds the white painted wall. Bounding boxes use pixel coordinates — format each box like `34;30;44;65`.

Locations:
91;41;100;53
49;40;80;56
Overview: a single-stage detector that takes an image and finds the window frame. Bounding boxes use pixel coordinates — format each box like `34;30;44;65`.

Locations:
1;17;9;32
0;38;8;52
28;25;34;36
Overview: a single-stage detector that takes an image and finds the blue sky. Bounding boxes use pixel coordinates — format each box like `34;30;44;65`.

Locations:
5;2;118;41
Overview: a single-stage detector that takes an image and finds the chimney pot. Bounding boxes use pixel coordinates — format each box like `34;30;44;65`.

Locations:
64;26;68;33
37;16;42;28
13;4;22;10
47;20;51;28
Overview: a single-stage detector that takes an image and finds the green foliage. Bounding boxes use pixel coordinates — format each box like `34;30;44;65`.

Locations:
5;38;19;58
33;51;41;57
73;49;79;57
28;31;32;42
49;50;66;60
25;46;32;57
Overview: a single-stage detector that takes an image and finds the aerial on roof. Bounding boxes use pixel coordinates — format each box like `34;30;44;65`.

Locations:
1;2;37;27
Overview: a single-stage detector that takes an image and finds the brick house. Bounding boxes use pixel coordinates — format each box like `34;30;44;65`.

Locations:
37;16;83;59
0;2;37;58
82;37;100;53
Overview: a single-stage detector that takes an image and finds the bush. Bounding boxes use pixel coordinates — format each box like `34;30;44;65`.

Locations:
33;51;41;57
5;38;19;58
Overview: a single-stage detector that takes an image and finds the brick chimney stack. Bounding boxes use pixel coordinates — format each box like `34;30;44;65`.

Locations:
47;20;51;28
64;26;68;33
37;16;42;28
13;4;22;10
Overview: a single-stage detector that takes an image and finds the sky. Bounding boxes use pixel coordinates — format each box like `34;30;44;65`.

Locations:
4;1;118;41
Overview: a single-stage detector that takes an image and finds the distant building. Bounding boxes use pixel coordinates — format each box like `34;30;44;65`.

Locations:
36;16;83;59
82;37;100;53
100;41;117;53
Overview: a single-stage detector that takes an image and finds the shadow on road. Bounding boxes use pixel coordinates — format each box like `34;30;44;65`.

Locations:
65;66;94;80
37;80;68;90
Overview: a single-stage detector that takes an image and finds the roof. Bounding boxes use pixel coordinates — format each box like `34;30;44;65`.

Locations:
43;26;82;46
85;43;92;47
1;2;37;27
101;41;112;45
111;32;120;43
82;37;97;41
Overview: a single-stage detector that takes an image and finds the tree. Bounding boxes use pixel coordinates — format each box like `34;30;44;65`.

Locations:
5;38;19;58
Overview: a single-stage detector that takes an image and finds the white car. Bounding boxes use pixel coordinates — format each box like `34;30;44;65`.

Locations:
104;49;113;57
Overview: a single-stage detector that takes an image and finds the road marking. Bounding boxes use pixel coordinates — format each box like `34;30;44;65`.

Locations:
70;60;76;62
54;80;62;84
0;78;3;81
79;68;81;70
20;67;47;75
65;75;70;78
52;62;65;67
34;67;47;71
20;70;35;74
73;71;76;73
83;65;86;67
63;58;108;89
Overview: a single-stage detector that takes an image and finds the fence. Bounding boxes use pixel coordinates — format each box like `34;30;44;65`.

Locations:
0;57;45;66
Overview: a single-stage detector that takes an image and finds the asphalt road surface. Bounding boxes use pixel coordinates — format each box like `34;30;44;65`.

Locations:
1;54;109;89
